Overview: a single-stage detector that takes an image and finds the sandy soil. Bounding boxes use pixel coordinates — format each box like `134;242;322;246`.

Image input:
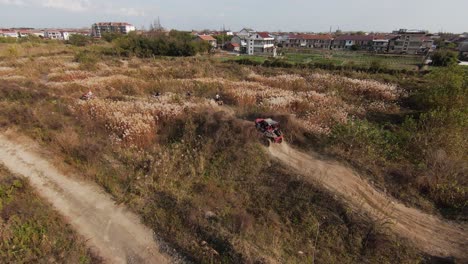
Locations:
0;134;172;264
269;143;468;260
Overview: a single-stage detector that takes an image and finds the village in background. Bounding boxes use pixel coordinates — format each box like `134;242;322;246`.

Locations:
1;21;468;63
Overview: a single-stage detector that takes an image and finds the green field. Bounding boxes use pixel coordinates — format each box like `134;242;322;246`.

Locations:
223;49;424;70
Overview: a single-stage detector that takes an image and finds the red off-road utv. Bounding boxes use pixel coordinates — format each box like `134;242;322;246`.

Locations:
255;118;284;145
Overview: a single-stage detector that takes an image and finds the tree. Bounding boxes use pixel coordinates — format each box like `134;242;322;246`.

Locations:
431;50;458;67
67;34;90;46
102;32;122;43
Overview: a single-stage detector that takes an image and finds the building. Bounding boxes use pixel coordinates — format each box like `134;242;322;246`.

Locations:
236;28;256;39
195;35;217;49
285;34;333;49
372;35;395;52
61;30;90;40
224;42;240;52
273;33;290;47
44;30;63;40
247;32;275;55
459;42;468;61
388;29;432;54
91;22;136;38
232;28;256;53
332;35;375;50
20;30;45;38
230;35;248;53
0;29;18;38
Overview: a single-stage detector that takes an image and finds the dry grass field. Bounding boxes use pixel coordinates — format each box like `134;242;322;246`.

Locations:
0;42;466;263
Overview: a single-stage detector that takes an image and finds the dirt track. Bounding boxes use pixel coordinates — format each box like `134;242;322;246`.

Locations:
269;143;468;260
0;134;172;264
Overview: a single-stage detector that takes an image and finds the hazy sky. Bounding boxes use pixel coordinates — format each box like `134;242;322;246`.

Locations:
0;0;466;33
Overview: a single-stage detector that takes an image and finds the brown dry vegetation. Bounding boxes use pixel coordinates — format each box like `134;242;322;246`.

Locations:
0;165;100;263
0;42;466;263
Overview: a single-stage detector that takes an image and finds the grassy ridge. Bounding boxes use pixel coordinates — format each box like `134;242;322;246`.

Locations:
0;165;99;263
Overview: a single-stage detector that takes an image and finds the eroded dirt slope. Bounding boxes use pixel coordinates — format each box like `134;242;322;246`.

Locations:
269;143;468;260
0;134;172;264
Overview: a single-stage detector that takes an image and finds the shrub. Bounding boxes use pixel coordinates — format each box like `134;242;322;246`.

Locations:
67;34;91;47
431;50;459;67
110;31;211;58
74;51;98;69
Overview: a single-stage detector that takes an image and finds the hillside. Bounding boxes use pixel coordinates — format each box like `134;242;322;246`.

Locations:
0;42;466;263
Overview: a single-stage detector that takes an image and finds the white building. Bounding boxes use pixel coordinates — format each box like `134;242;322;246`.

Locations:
247;32;275;55
91;22;136;38
236;28;256;39
0;30;18;38
17;30;45;38
44;30;63;40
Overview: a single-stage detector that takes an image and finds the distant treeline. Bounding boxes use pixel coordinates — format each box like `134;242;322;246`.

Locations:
100;31;212;57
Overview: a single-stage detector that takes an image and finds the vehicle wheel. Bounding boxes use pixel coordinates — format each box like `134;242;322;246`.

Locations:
262;137;271;147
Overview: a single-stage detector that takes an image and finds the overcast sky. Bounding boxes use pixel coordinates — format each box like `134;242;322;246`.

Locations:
0;0;466;33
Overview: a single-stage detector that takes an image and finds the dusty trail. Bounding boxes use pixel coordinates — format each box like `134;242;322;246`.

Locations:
0;134;172;264
269;143;468;260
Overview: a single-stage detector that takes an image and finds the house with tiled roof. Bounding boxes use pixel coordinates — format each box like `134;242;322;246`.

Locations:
372;34;396;52
332;35;375;50
285;34;333;49
0;29;19;38
237;28;256;39
231;28;257;53
195;35;217;49
247;32;275;55
224;42;240;52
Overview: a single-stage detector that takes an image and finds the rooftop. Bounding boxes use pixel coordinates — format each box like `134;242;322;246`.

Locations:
459;42;468;52
334;35;375;41
289;34;333;40
94;22;133;26
198;35;216;41
257;32;272;38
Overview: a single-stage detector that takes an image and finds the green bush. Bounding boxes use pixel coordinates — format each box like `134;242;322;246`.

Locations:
74;51;99;69
67;34;91;47
431;50;459;67
109;30;211;58
0;37;17;44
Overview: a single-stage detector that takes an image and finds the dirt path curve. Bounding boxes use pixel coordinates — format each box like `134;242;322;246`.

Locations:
269;143;468;260
0;134;172;264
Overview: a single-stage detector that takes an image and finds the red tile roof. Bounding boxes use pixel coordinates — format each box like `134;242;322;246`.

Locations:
257;32;271;38
0;29;17;33
334;35;375;41
198;35;216;41
372;34;397;40
290;34;333;40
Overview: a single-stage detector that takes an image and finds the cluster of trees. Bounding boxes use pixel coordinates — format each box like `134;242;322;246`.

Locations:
102;31;212;57
431;50;459;67
66;34;93;47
